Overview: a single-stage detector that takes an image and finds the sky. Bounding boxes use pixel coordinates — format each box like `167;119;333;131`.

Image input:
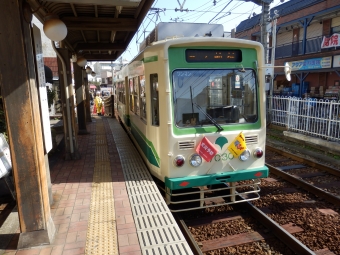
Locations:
120;0;286;62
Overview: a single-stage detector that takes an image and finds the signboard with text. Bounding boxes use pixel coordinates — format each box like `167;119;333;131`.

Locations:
286;57;332;71
33;25;53;153
196;137;217;162
321;33;340;48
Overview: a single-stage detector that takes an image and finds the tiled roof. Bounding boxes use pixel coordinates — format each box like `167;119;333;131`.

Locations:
44;57;59;78
236;0;325;33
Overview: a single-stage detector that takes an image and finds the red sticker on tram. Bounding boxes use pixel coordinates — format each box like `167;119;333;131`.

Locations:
254;172;263;177
179;181;189;187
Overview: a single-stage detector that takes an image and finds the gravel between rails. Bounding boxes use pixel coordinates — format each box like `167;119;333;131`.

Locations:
254;177;340;253
181;205;296;255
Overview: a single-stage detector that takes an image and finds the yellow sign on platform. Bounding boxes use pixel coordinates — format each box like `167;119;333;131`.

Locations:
228;132;247;157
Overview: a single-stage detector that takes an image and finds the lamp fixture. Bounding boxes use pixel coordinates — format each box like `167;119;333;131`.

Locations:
43;14;67;41
77;57;87;67
85;66;92;74
91;71;96;77
71;54;77;62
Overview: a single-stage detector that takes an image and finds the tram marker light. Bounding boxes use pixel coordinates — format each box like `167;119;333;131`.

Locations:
253;148;264;158
174;155;185;167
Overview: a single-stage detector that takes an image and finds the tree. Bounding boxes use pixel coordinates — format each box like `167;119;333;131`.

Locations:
46;88;56;108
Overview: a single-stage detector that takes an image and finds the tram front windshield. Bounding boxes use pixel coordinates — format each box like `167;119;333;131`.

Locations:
172;69;258;128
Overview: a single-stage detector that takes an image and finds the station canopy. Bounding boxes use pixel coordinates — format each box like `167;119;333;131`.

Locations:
28;0;155;61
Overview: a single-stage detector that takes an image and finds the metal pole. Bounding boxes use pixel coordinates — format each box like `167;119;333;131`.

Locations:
270;14;278;119
261;1;270;64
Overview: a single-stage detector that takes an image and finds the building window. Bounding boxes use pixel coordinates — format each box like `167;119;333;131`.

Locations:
331;25;340;34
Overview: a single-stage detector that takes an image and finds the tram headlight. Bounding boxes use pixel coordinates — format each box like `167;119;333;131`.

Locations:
174;155;185;167
239;149;251;161
189;153;202;167
253;148;264;158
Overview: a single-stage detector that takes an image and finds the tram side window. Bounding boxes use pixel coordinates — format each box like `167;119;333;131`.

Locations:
150;74;159;126
140;75;146;121
134;76;139;115
118;82;123;103
129;78;134;112
123;81;126;104
120;81;125;104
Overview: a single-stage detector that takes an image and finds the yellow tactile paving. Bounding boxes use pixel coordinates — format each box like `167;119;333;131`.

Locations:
85;118;118;255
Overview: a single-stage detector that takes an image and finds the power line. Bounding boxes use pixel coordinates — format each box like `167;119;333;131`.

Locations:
177;0;225;22
208;0;233;24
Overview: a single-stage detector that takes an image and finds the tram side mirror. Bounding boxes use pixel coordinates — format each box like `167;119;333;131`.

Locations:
284;62;291;81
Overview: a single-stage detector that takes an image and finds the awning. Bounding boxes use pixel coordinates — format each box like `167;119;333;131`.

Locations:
90;85;96;89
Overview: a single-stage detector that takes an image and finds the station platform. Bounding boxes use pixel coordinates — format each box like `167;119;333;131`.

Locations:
0;116;193;255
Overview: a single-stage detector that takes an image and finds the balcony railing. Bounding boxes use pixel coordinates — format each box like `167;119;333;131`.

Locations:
274;36;326;59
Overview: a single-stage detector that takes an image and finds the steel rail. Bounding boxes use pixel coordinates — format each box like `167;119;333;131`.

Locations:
266;163;340;206
173;213;203;255
242;201;315;255
266;145;340;177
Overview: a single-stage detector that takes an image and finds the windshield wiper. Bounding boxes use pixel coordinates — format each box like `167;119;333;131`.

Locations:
193;102;224;133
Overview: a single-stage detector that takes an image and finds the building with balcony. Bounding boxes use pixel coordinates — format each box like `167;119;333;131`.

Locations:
236;0;340;100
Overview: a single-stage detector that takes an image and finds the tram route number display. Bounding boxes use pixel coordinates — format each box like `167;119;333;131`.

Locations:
186;49;242;62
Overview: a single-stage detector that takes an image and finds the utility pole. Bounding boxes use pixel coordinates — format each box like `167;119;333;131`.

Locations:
241;0;273;62
240;0;274;125
269;10;280;120
261;1;271;64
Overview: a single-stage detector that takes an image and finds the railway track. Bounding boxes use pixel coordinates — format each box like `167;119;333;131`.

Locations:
266;145;340;205
175;201;328;255
172;145;340;255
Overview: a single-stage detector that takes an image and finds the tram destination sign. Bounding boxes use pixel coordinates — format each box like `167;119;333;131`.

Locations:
186;49;242;62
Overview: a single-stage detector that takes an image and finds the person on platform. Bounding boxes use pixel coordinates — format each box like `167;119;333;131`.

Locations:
94;92;103;116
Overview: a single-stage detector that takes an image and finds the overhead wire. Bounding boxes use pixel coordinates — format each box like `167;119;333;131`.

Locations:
122;0;285;60
174;0;226;23
192;1;231;23
208;0;233;24
175;0;219;20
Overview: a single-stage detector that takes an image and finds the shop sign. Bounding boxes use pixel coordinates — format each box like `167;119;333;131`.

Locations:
286;57;332;71
321;33;340;49
333;55;340;68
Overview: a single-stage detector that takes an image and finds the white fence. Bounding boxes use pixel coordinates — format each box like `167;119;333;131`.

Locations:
268;96;340;143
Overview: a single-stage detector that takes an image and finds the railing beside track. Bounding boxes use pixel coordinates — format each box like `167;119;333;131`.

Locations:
267;96;340;143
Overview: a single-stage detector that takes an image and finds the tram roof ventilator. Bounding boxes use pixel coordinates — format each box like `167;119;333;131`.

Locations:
139;22;224;52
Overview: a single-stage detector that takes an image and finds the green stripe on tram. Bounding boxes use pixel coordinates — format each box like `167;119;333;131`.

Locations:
130;122;160;168
123;114;130;127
